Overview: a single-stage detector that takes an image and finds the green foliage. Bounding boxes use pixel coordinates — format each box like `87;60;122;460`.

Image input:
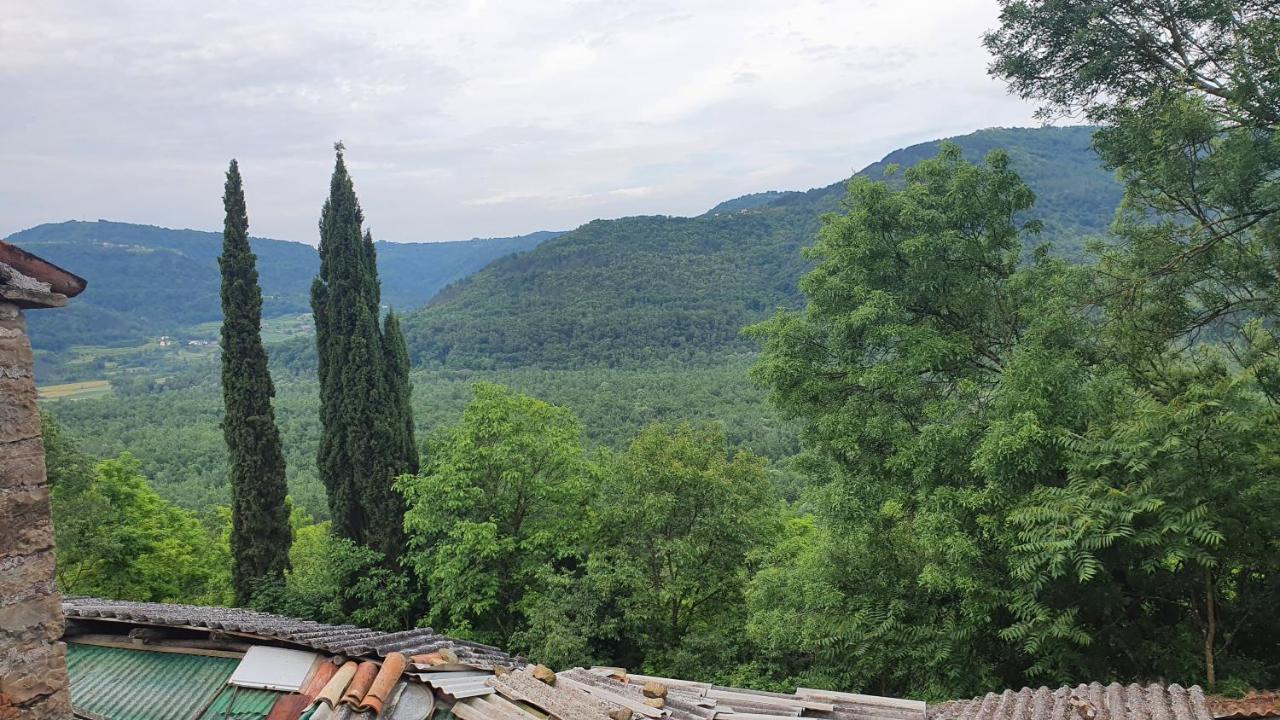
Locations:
251;511;412;631
517;423;781;681
219;159;293;604
747;144;1053;697
400;383;595;646
984;0;1280;689
313;148;414;561
52;450;231;604
11;220;555;355
400;127;1122;370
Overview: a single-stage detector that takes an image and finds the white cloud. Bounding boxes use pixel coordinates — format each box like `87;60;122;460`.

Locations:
0;0;1040;243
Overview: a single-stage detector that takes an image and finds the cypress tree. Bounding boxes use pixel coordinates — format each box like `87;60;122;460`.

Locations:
382;311;418;477
219;159;292;605
312;144;413;562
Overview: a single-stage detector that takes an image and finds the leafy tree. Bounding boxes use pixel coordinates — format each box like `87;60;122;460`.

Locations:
219;159;292;604
312;144;413;561
519;423;780;680
399;383;595;646
986;0;1280;687
251;510;412;631
747;145;1068;697
51;452;231;603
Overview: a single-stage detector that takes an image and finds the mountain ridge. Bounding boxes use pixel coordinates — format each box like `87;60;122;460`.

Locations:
400;125;1121;370
7;220;559;351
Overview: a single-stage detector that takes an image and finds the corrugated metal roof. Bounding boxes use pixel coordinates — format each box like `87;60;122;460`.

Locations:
928;683;1212;720
64;597;515;669
199;685;282;720
67;642;240;720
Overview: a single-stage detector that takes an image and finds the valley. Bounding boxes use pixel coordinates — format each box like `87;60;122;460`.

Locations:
30;125;1121;522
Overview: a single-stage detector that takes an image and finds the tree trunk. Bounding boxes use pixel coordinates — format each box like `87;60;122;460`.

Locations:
1204;566;1216;687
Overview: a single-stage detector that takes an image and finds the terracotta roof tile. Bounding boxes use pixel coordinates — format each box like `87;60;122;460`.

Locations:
267;660;340;720
316;661;359;708
362;653;408;715
1209;693;1280;719
0;239;87;299
341;661;380;708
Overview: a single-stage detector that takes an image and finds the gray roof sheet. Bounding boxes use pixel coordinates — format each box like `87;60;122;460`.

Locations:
928;683;1212;720
63;597;516;669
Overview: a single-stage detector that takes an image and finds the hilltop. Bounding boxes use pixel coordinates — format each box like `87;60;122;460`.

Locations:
7;220;558;351
400;126;1120;369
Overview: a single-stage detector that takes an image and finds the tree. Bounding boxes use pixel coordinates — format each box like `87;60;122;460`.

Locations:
312;145;413;562
382;311;418;477
746;145;1065;697
52;452;231;604
986;0;1280;688
250;509;412;631
520;423;780;680
219;159;292;604
399;383;595;647
985;1;1280;366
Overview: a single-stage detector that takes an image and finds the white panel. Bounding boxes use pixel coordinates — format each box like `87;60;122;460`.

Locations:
228;645;322;691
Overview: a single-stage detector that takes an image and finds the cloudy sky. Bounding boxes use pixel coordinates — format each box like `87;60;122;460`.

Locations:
2;0;1040;244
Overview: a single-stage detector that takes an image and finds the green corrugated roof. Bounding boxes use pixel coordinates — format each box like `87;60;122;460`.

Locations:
197;684;280;720
67;643;243;720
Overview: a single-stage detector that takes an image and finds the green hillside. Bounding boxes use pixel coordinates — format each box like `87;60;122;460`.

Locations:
8;220;557;351
402;126;1120;369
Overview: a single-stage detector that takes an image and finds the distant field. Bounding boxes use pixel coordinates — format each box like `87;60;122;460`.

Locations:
38;380;112;401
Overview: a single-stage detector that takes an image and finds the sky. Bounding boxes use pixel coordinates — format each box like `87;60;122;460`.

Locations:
1;0;1042;244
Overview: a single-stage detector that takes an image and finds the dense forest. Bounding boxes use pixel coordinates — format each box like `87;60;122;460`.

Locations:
35;0;1280;704
9;220;557;353
402;126;1121;369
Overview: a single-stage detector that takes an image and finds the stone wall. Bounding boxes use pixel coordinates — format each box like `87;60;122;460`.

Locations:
0;300;70;719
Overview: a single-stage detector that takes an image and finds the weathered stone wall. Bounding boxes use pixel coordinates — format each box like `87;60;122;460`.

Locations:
0;300;70;719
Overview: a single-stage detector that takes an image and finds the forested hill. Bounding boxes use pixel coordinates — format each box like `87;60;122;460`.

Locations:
7;220;558;350
401;126;1122;369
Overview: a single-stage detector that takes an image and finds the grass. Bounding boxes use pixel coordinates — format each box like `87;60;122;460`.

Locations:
38;379;112;401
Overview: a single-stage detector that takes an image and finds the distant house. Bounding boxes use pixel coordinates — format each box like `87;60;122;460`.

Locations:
157;335;174;347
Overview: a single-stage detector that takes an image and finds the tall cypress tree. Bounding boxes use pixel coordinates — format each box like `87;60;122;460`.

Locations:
313;145;413;562
382;311;418;477
219;159;292;604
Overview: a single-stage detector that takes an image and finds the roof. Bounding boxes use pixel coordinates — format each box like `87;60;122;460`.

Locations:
67;642;245;720
1209;692;1280;719
0;238;86;308
65;640;434;720
927;683;1213;720
63;597;1221;720
450;667;927;720
63;596;516;669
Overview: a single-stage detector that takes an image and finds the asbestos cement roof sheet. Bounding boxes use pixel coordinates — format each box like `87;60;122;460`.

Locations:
928;683;1213;720
64;596;516;669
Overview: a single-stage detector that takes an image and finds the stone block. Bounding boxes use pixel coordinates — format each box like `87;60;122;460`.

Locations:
0;551;56;604
0;640;69;706
0;594;62;637
0;378;38;445
0;486;53;558
0;339;31;374
0;438;47;490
